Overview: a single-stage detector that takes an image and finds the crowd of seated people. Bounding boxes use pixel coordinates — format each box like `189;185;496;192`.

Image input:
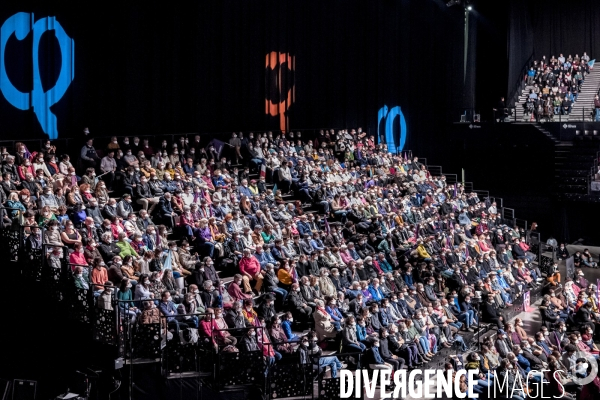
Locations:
476;274;600;399
2;129;600;391
439;270;600;400
523;52;591;121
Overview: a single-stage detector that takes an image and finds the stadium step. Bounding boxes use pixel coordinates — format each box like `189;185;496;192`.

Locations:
515;66;600;121
543;135;600;197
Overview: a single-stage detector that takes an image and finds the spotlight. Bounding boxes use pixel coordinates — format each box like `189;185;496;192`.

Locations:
467;5;472;10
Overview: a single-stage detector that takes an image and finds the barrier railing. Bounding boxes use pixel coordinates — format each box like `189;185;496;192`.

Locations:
517;106;599;124
115;302;164;400
528;231;554;275
490;196;503;209
0;222;23;262
312;352;363;400
456;108;482;124
514;218;529;231
91;283;119;346
443;174;458;184
0;158;548;396
41;244;69;301
473;189;490;200
268;356;316;399
495;106;600;127
210;326;268;390
502;207;515;221
509;53;535;110
427;165;443;176
22;247;44;281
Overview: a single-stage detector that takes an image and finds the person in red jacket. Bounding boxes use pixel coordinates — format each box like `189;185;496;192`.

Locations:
239;249;264;294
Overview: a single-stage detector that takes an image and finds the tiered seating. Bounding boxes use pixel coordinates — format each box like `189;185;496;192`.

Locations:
2;131;584;398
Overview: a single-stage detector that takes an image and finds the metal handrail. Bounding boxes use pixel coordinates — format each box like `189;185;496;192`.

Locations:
427;165;444;176
473;189;490;199
508;52;535;108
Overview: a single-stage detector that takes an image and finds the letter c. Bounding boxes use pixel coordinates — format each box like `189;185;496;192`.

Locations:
0;13;74;139
0;12;32;111
31;16;75;140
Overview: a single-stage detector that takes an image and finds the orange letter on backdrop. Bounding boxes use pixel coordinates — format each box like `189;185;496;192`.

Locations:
265;52;295;131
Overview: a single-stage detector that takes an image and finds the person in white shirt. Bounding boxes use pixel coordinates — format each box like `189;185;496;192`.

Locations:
488;202;498;215
181;186;194;207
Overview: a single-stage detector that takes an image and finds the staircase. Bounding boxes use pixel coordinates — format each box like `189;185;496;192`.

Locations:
525;124;599;200
514;66;600;122
554;141;599;199
571;69;600;119
532;123;561;144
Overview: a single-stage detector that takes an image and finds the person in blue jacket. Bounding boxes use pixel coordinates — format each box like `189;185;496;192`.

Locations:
325;298;344;331
280;312;299;342
356;316;369;344
368;279;385;302
364;338;393;370
403;266;415;289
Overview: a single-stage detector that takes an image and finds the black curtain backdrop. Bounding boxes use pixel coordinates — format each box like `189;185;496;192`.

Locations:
507;0;600;104
529;0;600;61
505;0;534;104
0;0;474;153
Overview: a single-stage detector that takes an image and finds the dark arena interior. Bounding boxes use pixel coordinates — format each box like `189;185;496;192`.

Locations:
1;0;600;399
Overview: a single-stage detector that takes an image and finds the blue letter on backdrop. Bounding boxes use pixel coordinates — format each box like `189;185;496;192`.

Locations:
0;12;74;139
377;105;407;154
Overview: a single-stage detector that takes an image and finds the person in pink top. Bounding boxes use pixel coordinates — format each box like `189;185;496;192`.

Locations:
199;309;218;348
339;245;353;265
478;235;491;253
239;249;264;294
213;307;237;347
256;317;276;359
